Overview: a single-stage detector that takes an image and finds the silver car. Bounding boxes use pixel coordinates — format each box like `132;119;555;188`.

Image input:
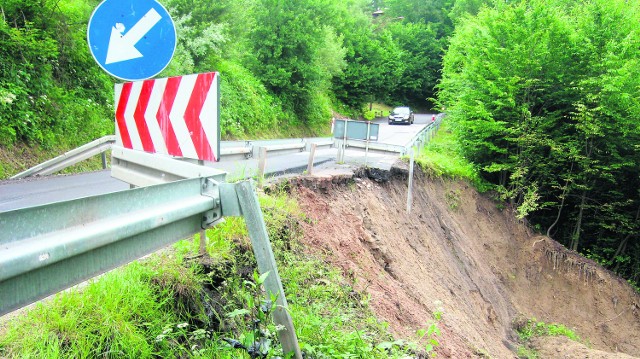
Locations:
388;106;414;125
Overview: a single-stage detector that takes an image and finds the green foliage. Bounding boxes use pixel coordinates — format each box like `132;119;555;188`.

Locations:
416;122;491;192
517;345;539;359
216;60;282;139
382;19;442;109
363;110;375;121
370;103;392;114
0;191;423;358
0;0;113;147
516;319;579;343
0;258;205;358
371;0;457;110
249;0;346;129
438;0;640;286
222;270;280;358
0;0;447;159
377;303;442;356
514;317;580;359
384;0;455;38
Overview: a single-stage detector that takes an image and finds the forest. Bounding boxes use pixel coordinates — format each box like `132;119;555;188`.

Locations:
0;0;638;287
0;0;445;145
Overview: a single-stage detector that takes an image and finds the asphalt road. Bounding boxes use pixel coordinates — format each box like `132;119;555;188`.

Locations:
0;113;437;212
375;113;434;143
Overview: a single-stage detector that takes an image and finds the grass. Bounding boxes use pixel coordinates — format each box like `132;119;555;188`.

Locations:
0;190;428;358
0;258;197;358
515;318;580;342
415;122;492;192
514;317;581;359
368;103;393;118
0;143;110;180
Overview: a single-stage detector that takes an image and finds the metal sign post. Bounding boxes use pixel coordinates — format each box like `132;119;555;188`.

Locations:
333;119;380;164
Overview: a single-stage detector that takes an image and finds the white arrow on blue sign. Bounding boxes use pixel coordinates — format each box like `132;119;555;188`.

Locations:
87;0;176;81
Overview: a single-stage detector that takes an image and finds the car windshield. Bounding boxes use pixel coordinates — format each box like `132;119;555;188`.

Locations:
392;107;410;115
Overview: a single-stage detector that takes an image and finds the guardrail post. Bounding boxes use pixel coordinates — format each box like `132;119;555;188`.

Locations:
364;121;371;166
236;181;303;359
101;152;107;169
342;120;348;164
307;143;317;175
258;147;268;185
406;147;415;214
198;159;207;255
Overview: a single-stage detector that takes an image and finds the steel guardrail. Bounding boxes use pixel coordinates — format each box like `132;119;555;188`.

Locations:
0;175;221;316
12;137;336;178
10;135;116;179
342;114;443;155
400;113;444;155
10;116;444;179
1;159;302;357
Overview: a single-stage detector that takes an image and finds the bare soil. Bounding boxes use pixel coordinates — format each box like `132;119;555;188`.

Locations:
284;162;640;358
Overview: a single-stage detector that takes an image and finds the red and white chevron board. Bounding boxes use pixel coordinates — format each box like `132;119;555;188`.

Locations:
114;72;220;162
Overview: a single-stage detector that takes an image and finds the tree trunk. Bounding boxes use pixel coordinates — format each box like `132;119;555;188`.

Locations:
500;169;507;188
611;204;640;271
547;186;567;238
612;237;628;272
547;163;574;238
570;189;587;251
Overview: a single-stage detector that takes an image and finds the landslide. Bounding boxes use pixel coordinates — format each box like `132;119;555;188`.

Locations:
284;163;640;358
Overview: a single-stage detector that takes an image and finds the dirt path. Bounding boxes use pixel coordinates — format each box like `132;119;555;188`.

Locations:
286;163;640;358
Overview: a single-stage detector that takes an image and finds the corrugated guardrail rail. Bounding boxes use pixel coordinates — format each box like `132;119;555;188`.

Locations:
0;148;303;358
12;137;336;179
11;115;443;179
10;136;116;179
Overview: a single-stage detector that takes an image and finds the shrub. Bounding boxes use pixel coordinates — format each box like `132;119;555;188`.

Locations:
363;110;375;121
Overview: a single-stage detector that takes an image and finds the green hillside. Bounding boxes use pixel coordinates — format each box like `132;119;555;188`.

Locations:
1;0;638;295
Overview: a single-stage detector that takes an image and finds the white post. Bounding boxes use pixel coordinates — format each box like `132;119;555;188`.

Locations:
406;147;415;214
342;120;348;163
258;147;267;185
307;143;317;175
365;121;371;166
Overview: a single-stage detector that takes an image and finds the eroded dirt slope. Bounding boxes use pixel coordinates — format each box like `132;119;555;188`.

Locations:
285;163;640;358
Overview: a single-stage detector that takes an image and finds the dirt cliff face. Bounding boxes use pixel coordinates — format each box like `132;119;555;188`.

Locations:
285;163;640;358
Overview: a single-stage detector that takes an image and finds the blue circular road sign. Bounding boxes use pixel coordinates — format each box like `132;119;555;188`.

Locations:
87;0;176;81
